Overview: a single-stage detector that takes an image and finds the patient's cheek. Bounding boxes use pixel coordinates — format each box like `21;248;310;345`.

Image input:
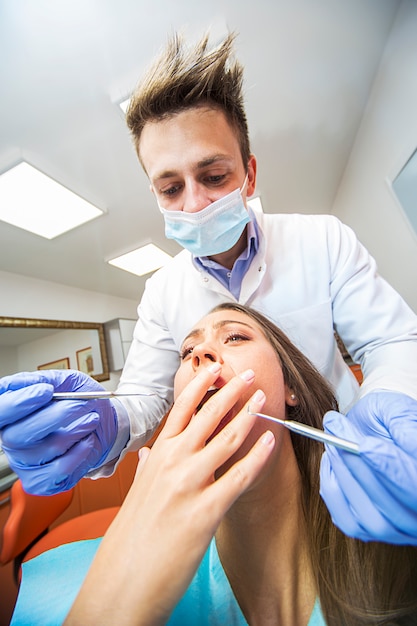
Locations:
173;369;186;400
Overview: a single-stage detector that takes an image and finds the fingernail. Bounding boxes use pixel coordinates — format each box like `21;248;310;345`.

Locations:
252;389;265;404
261;430;275;446
239;368;255;382
207;362;221;374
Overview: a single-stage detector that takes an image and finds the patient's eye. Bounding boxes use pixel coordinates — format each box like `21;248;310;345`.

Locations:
224;332;250;345
179;343;194;360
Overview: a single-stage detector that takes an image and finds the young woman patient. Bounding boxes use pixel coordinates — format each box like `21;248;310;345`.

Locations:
13;303;417;626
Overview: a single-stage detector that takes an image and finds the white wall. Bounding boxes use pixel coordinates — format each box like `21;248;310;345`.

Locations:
332;0;417;313
0;347;17;378
0;269;138;322
0;269;139;388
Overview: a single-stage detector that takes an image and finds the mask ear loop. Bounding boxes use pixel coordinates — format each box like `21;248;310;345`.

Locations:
240;173;249;195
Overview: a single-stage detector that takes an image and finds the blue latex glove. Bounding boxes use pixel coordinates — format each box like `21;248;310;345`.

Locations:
0;370;118;495
320;391;417;545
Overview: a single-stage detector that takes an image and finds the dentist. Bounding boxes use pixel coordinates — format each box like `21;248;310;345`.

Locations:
1;32;417;545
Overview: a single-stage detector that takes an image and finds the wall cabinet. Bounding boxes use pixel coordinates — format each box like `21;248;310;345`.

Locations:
104;318;136;371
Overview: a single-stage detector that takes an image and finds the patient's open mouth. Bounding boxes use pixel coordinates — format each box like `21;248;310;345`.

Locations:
196;382;238;443
197;385;219;412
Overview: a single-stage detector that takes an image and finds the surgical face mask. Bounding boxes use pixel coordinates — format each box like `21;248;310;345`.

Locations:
158;176;250;257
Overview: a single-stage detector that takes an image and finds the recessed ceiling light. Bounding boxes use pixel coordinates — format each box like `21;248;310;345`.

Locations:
0;162;103;239
108;243;173;277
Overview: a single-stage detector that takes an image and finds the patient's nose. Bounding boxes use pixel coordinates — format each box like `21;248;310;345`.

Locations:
191;344;220;370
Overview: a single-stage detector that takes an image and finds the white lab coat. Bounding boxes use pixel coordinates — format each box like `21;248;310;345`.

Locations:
100;210;417;473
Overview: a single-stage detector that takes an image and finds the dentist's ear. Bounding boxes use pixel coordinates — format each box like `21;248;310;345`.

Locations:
247;154;257;197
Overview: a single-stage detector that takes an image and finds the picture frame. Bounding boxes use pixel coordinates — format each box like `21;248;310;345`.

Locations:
38;357;70;370
1;316;110;382
76;346;94;375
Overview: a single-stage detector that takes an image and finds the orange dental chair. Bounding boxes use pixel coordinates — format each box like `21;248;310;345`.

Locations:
0;479;119;584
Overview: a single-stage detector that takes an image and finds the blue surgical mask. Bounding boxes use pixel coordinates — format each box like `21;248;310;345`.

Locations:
158;176;250;257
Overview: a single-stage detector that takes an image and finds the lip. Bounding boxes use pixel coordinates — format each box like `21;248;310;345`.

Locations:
196;376;227;410
195;375;238;441
197;387;218;411
212;375;227;390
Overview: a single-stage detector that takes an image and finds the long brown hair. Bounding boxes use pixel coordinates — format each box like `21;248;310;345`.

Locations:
211;303;417;625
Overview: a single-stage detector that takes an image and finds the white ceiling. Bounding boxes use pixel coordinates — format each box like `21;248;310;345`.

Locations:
0;0;400;301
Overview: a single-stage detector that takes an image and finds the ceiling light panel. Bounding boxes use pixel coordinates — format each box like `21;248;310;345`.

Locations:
0;162;103;239
108;243;173;276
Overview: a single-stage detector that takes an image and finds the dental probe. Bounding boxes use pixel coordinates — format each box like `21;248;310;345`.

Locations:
52;391;143;400
248;408;360;455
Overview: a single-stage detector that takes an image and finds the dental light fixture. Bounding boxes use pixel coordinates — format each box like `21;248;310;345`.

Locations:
108;243;173;276
0;162;103;239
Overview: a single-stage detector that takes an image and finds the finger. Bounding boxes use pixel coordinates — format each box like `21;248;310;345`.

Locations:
319;453;371;541
320;445;402;542
186;369;256;446
1;399;107;444
1;413;100;465
135;447;151;478
338;437;417;535
0;371;56;392
0;369;98;393
162;363;223;437
323;415;417;541
205;429;276;520
0;384;54;426
138;447;151;463
11;433;99;495
202;388;266;469
323;410;367;442
383;396;417;456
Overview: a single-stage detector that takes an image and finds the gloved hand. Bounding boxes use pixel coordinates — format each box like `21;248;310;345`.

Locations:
320;391;417;545
0;370;118;495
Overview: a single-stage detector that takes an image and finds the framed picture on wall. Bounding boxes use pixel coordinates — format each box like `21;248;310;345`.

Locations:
76;346;94;375
38;357;70;370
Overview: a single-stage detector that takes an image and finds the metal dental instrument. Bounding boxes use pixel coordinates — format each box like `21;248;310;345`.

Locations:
248;408;360;454
52;391;142;400
52;394;359;454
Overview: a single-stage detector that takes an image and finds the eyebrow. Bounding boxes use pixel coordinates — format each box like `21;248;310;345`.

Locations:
181;319;254;346
153;154;234;182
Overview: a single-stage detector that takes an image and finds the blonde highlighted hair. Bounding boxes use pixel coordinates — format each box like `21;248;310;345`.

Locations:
126;33;251;168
